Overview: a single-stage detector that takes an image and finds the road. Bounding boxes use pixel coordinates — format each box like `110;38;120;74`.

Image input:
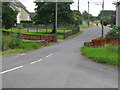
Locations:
1;26;118;88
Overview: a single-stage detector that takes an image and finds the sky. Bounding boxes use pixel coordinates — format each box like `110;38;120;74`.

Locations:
19;0;117;16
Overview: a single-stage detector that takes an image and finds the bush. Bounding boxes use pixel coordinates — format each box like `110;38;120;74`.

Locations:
106;26;120;39
2;35;22;51
9;37;22;49
20;20;33;23
2;36;11;50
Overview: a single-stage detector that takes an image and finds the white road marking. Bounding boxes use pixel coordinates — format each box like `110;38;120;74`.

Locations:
14;54;26;59
45;54;53;58
30;59;42;64
21;54;26;56
0;66;23;74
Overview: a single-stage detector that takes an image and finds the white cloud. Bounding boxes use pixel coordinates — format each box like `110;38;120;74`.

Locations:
20;0;116;16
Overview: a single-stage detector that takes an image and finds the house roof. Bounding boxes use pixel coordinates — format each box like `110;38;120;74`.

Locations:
10;2;30;14
10;3;19;11
30;12;36;19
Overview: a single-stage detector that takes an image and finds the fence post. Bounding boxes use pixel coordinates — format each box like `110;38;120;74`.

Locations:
63;29;66;39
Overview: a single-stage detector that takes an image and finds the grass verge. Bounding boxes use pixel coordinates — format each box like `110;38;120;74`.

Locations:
66;30;83;39
80;25;90;28
81;45;119;67
1;43;44;55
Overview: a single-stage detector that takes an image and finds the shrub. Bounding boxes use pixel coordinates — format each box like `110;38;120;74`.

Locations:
106;26;120;39
2;36;11;50
2;35;22;51
20;20;33;23
9;37;22;49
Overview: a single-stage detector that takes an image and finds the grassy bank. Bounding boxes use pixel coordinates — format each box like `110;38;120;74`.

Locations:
66;30;83;39
81;45;119;67
2;42;44;55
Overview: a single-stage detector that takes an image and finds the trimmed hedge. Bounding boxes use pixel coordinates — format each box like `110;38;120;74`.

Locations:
20;20;33;23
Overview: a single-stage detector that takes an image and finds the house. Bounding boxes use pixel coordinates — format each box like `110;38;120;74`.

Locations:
10;2;31;23
116;3;120;26
30;12;36;20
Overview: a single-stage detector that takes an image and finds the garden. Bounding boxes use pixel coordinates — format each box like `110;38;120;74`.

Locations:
81;26;120;67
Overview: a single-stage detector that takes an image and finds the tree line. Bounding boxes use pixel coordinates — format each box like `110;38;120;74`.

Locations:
2;2;117;31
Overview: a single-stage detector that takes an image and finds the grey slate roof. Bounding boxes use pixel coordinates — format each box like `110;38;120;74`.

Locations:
10;2;30;14
30;12;36;19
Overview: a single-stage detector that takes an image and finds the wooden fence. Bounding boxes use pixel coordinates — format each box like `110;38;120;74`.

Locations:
64;28;79;39
22;34;57;43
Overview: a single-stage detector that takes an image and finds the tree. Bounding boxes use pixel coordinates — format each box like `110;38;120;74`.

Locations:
72;10;82;25
2;2;17;29
98;10;116;26
34;2;74;34
82;11;88;20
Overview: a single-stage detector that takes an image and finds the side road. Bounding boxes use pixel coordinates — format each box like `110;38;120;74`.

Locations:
2;26;118;88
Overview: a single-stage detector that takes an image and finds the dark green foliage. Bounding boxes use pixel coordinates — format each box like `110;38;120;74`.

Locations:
34;2;74;33
2;35;41;51
2;35;22;50
106;26;120;39
9;37;21;49
82;11;95;20
82;11;88;20
72;10;82;25
98;10;116;25
113;1;120;6
20;20;33;23
2;2;17;29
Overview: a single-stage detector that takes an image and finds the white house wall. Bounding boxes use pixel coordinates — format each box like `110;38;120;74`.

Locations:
16;7;31;23
21;8;31;21
17;7;21;23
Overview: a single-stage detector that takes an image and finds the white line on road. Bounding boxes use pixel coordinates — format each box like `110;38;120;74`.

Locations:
14;53;26;58
0;66;23;74
45;54;53;58
30;59;42;64
21;54;26;56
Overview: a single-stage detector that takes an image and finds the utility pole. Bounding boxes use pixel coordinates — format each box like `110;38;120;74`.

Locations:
78;0;80;31
55;1;58;35
88;1;90;26
101;0;104;37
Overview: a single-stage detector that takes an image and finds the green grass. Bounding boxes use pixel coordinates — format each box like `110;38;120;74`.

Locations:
3;28;83;39
81;45;119;67
2;43;43;55
3;28;73;39
3;28;72;34
66;30;83;39
80;25;90;28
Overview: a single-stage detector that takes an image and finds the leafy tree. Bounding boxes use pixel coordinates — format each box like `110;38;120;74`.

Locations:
2;2;17;29
34;2;74;34
72;10;82;25
82;11;88;20
113;1;120;6
106;26;120;39
98;10;116;26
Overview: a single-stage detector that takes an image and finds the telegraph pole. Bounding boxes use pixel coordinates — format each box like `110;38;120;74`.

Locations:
101;0;104;37
88;1;90;26
55;1;58;35
78;0;80;31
